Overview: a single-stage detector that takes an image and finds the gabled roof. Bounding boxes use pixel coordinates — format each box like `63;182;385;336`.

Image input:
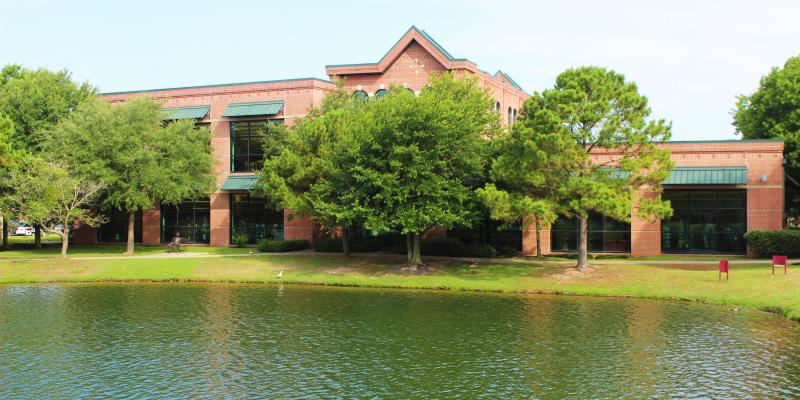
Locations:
325;26;471;75
495;70;524;91
325;26;528;96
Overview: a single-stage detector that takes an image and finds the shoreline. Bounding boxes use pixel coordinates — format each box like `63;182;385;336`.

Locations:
1;272;796;323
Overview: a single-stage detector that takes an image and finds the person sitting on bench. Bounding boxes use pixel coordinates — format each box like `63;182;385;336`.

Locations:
167;232;185;253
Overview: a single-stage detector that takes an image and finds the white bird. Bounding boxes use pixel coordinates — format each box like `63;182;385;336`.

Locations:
277;270;283;278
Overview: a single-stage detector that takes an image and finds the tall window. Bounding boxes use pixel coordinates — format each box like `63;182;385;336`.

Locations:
507;107;513;125
661;189;746;254
550;212;631;253
231;120;282;172
495;101;501;113
512;108;517;120
97;209;142;243
230;193;284;244
161;199;210;244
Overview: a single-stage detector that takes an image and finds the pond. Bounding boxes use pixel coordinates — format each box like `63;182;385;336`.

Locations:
1;284;799;399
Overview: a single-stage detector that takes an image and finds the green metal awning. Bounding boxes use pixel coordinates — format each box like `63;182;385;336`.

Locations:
221;175;259;191
604;166;747;185
162;106;210;120
222;101;284;117
664;167;747;185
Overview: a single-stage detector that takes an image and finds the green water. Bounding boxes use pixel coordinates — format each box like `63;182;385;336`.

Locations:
1;284;799;399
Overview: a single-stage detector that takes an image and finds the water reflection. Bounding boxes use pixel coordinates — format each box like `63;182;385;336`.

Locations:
0;284;799;399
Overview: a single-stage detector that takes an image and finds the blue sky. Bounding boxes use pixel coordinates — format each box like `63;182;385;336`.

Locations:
1;0;798;140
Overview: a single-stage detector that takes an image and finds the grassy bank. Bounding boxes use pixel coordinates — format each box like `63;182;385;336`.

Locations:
0;251;799;320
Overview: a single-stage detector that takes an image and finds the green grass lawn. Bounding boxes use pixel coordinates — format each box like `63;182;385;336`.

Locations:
0;243;254;259
0;251;798;321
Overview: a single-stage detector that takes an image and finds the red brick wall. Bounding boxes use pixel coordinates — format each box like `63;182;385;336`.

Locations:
283;210;314;242
210;192;230;246
141;204;160;246
529;141;785;256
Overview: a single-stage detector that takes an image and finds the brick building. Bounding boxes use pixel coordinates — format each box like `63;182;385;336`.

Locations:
77;26;785;256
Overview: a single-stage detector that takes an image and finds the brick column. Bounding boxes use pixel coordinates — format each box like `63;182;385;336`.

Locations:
141;205;161;245
522;215;551;256
283;209;314;242
71;223;97;245
630;190;661;257
210;193;230;246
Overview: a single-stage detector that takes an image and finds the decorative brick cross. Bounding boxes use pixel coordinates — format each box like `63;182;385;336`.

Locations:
408;58;425;74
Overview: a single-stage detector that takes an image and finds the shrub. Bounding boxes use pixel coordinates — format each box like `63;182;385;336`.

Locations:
257;238;309;253
418;237;498;258
420;237;465;257
496;245;520;258
744;230;800;258
463;243;497;258
314;239;342;253
313;238;385;253
232;233;249;248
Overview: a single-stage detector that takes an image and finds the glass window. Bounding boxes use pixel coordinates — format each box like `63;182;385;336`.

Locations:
550;212;631;253
230;193;284;244
97;208;142;243
230;120;281;172
507;107;513;125
353;90;368;100
374;89;387;98
161;199;210;244
661;189;746;254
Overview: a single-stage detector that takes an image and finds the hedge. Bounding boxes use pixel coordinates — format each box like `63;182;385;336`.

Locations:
256;239;309;253
419;237;497;258
313;238;385;253
743;230;800;258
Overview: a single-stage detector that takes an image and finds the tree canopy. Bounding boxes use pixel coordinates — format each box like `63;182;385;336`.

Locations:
5;155;105;258
0;64;95;152
43;96;214;253
260;73;497;265
496;66;673;270
733;55;800;220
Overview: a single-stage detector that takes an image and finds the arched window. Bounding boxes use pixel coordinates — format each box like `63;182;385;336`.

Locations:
495;101;501;112
374;89;387;98
513;108;517;120
353;90;368;100
507;107;513;125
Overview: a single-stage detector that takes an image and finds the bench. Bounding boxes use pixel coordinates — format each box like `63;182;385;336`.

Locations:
167;237;187;253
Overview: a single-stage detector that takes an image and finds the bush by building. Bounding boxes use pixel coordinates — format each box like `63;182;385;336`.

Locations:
313;238;385;253
256;239;309;253
743;229;800;257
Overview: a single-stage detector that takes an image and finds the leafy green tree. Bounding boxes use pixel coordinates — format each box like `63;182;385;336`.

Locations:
515;66;673;270
5;156;105;258
733;55;800;222
0;64;96;247
0;65;96;152
353;73;498;266
0;114;19;249
476;122;560;259
259;87;369;257
44;97;214;253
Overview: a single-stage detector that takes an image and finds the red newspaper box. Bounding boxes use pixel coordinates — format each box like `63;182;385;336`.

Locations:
772;255;788;276
719;260;729;281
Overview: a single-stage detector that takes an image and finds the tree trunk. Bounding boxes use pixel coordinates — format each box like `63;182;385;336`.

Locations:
534;214;543;260
409;232;423;267
577;215;588;271
1;214;7;250
126;211;135;254
60;229;69;259
406;232;413;264
342;226;351;258
34;224;42;248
